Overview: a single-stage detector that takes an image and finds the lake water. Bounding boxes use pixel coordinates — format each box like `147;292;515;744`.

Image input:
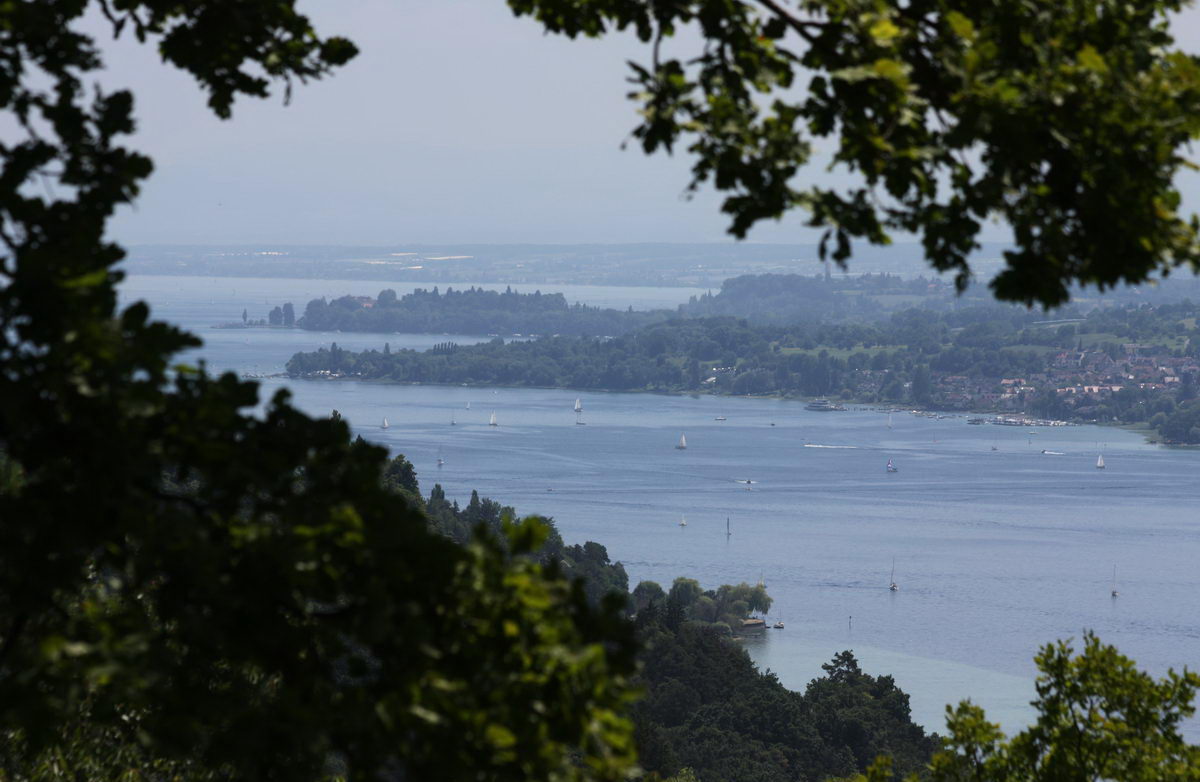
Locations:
122;275;1200;739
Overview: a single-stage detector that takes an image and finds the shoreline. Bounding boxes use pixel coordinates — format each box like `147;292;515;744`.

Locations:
280;374;1174;440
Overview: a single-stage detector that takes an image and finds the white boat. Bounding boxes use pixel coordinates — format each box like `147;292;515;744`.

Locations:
1096;454;1105;469
678;515;687;527
889;558;899;592
886;458;898;473
574;398;586;425
450;414;456;426
489;411;498;427
715;416;727;421
574;398;582;413
466;402;471;410
675;434;687;450
381;417;389;430
1111;565;1119;597
436;456;444;467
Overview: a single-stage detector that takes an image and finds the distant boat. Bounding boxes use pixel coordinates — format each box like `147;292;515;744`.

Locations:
489;411;498;427
715;416;727;421
773;619;785;629
887;413;893;430
991;444;998;451
574;398;583;413
381;417;389;430
675;434;687;450
1096;454;1105;469
466;402;471;410
678;515;687;527
574;398;586;425
1111;565;1119;597
889;558;899;592
450;414;456;426
436;456;444;467
726;517;731;538
886;458;898;473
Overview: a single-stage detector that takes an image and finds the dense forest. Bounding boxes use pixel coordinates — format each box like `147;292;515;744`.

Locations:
384;451;938;782
293;287;666;336
291;301;1200;441
677;273;989;323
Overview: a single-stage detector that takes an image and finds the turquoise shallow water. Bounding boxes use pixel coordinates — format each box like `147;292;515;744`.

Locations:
122;275;1200;739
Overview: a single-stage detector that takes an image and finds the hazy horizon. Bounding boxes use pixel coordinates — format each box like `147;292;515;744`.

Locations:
87;0;1200;250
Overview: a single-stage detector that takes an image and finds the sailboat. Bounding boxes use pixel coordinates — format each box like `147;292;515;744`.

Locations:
726;517;731;538
436;451;444;467
886;458;898;473
466;401;471;410
675;434;687;450
489;411;498;427
889;558;899;591
450;413;456;426
574;397;586;425
678;515;687;527
887;413;893;430
381;417;389;430
1111;565;1119;597
574;398;582;414
1096;454;1105;469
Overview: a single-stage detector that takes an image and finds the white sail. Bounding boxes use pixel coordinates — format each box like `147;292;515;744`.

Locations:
381;417;389;430
1096;454;1105;469
678;515;687;527
676;434;687;450
887;413;893;429
574;398;582;413
489;411;498;427
466;402;470;410
889;557;899;591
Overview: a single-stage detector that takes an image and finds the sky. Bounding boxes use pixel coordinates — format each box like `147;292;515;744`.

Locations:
90;0;1200;247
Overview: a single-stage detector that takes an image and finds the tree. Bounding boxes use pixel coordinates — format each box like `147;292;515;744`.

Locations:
911;364;932;405
849;633;1200;782
241;308;247;323
0;3;636;779
509;0;1200;307
282;301;295;327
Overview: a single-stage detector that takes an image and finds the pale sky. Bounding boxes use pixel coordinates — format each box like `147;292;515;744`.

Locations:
92;0;1200;247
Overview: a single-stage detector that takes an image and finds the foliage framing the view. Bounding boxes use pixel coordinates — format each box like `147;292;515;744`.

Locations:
0;3;638;779
509;0;1200;307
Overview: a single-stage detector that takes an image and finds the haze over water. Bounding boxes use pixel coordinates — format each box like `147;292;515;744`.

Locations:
125;274;1200;739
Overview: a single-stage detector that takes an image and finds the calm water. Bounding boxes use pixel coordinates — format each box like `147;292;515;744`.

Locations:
122;275;1200;739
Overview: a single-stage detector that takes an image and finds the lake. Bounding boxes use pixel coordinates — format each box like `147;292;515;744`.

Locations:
122;274;1200;739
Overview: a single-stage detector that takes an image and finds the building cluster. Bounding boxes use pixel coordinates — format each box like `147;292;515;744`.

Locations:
924;345;1199;414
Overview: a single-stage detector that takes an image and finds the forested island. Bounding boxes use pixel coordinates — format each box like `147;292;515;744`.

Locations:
383;452;938;781
293;286;665;336
290;300;1200;442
